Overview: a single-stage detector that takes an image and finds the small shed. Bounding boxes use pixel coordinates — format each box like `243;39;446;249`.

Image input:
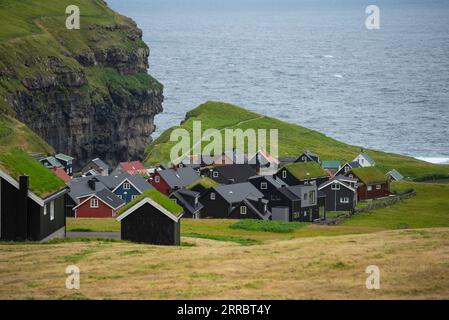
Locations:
116;190;184;245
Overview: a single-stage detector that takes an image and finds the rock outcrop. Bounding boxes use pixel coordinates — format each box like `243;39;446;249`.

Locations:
0;1;163;169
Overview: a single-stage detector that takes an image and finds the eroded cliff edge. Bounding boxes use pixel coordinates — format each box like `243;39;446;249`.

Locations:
0;0;163;168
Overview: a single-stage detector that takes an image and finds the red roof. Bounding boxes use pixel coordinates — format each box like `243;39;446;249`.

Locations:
51;167;71;183
120;161;146;175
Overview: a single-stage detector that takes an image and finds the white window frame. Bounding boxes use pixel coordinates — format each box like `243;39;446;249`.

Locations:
240;206;247;215
50;201;55;221
90;198;99;208
131;195;138;200
367;186;373;191
155;176;160;183
210;192;216;200
123;182;131;190
282;170;287;179
344;166;349;173
376;184;381;190
213;171;219;178
331;183;340;190
44;204;48;216
261;182;268;190
340;197;350;204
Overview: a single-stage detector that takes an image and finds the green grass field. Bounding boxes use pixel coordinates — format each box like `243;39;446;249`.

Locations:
144;102;449;180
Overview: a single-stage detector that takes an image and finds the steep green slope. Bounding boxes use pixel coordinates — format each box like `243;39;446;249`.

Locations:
145;101;449;179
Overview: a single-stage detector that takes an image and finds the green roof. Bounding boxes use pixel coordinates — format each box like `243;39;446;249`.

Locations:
349;167;388;185
55;153;75;161
0;147;66;198
322;160;341;170
117;189;184;217
187;177;220;190
282;162;328;180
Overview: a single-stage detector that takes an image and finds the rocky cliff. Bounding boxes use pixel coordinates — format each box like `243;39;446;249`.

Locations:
0;0;163;168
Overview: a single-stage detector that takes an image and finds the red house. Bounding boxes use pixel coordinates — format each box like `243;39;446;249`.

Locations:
73;188;125;218
149;167;201;195
113;161;147;176
345;167;390;201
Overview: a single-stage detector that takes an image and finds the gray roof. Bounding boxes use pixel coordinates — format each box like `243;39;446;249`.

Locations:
92;158;109;171
248;175;287;188
96;173;152;192
348;161;361;168
241;197;271;220
44;156;63;168
277;187;301;201
68;176;106;202
213;182;264;204
386;169;404;181
171;189;203;215
159;167;201;188
94;188;125;209
55;153;75;162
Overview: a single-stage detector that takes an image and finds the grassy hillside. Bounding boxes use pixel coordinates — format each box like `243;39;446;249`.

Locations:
145;101;449;179
0;114;54;154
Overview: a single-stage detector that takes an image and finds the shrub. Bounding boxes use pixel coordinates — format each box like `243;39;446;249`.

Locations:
229;219;305;233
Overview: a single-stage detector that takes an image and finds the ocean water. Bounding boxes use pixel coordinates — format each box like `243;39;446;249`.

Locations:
108;0;449;163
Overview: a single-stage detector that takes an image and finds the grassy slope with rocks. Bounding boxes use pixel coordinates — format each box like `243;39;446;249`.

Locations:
145;101;449;179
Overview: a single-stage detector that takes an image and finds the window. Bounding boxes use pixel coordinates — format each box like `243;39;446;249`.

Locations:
131;195;138;200
344;167;349;173
210;192;216;200
195;197;198;205
349;174;354;178
282;170;287;179
304;193;308;201
240;206;247;215
213;171;219;178
376;185;381;190
361;158;364;164
50;201;55;221
172;199;177;204
155;176;160;183
302;156;307;161
117;195;122;200
90;198;99;208
44;204;48;216
261;182;268;190
331;183;340;190
340;197;350;203
123;182;131;190
309;191;316;203
367;186;373;191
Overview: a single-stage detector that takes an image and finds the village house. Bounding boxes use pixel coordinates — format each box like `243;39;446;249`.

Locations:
248;175;287;200
274;162;329;187
202;164;257;184
97;173;153;204
345;167;390;201
276;185;325;222
39;155;63;170
55;153;75;176
335;161;361;176
352;151;376;167
200;182;270;219
0;148;68;241
117;190;184;245
82;158;110;177
73;188;125;218
170;188;203;219
247;148;280;173
295;150;321;164
149;167;201;195
112;161;147;176
318;176;358;212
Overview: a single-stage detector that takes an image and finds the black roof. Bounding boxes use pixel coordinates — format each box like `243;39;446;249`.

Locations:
210;164;257;183
92;158;109;171
94;188;125;209
159;167;201;188
248;175;287;188
171;189;203;215
212;182;264;204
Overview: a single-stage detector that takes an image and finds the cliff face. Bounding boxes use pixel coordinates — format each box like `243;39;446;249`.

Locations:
0;0;163;168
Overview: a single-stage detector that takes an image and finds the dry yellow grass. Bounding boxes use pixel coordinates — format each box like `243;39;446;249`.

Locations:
1;228;449;300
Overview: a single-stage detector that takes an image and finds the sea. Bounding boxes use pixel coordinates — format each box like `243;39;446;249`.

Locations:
107;0;449;164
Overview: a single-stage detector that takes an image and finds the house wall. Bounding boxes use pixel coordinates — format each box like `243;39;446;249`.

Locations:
320;185;356;212
0;178;65;241
75;198;114;218
228;203;263;220
121;203;180;245
114;183;140;204
200;189;231;218
357;182;390;201
150;173;172;195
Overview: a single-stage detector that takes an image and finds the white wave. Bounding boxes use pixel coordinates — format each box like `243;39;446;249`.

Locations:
333;74;343;78
416;157;449;164
323;54;333;58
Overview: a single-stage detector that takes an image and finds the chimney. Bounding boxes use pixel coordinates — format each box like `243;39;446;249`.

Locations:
88;178;96;191
16;175;29;241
